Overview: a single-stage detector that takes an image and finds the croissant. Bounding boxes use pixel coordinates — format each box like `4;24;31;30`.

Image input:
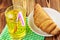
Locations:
33;4;60;35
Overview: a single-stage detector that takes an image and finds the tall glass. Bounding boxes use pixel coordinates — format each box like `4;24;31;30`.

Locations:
5;6;26;40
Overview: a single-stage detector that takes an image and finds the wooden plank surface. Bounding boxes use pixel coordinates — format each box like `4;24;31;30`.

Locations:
0;0;12;33
50;0;60;12
26;0;35;16
35;0;47;7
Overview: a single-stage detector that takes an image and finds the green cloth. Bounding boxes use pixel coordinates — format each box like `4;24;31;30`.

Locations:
0;18;45;40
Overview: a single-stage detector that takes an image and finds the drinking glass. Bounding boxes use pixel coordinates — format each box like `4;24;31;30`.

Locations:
5;6;26;40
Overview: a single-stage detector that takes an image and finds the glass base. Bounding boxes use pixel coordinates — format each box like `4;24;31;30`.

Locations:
12;38;22;40
10;31;26;40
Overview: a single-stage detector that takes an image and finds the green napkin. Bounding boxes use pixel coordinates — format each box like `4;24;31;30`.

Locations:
0;18;45;40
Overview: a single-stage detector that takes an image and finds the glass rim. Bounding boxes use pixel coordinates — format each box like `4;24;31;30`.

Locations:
5;6;25;16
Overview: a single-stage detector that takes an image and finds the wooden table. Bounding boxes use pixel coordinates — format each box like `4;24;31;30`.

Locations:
0;0;12;33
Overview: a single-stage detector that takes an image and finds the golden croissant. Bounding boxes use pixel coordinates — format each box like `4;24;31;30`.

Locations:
33;4;60;35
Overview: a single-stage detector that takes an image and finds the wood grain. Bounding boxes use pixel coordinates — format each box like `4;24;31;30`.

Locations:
26;0;35;16
0;0;12;33
50;0;60;12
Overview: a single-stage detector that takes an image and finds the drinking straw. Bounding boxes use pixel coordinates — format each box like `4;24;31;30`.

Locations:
18;12;25;26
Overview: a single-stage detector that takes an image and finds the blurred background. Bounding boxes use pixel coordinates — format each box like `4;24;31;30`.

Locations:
27;0;60;15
